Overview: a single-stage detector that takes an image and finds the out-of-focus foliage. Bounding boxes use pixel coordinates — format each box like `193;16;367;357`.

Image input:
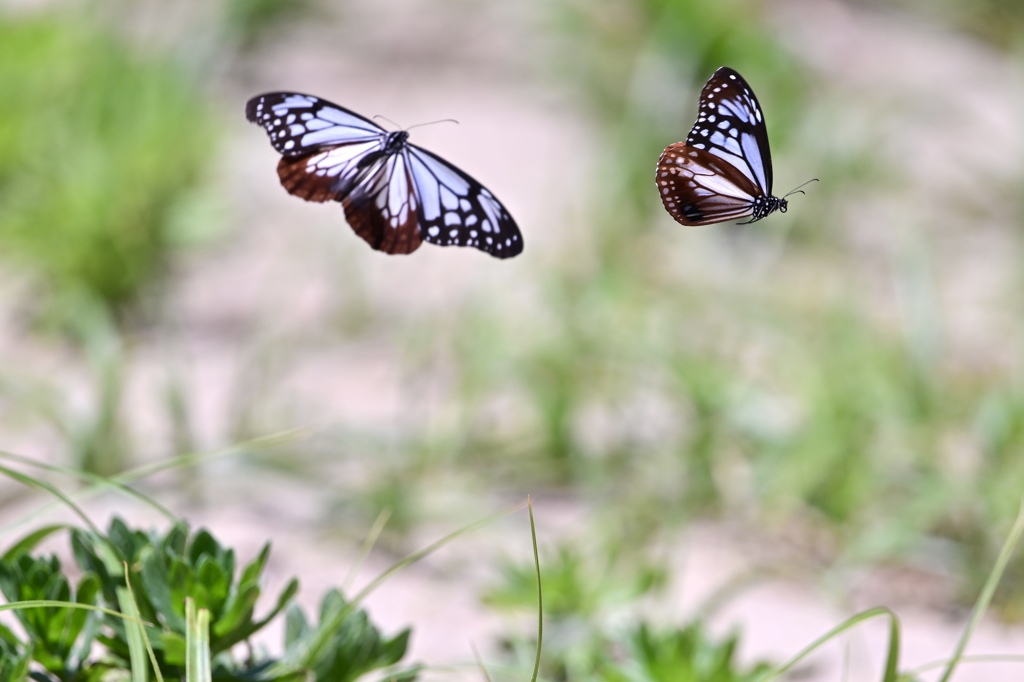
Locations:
404;0;1024;615
485;541;667;619
223;0;318;49
598;623;774;682
486;545;770;682
856;0;1024;50
0;15;215;319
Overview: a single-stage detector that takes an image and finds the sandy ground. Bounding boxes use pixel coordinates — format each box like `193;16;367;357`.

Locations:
3;0;1024;680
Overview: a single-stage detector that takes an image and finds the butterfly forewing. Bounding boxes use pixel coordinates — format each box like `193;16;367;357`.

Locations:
246;93;386;156
406;146;523;258
685;67;773;195
246;91;523;258
657;67;787;227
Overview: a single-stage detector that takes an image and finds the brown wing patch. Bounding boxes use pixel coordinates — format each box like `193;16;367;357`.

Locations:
277;155;339;203
342;193;422;254
656;143;758;226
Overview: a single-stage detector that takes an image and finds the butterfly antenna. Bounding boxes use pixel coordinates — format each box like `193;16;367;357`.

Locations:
372;114;403;130
405;118;460;131
783;178;819;199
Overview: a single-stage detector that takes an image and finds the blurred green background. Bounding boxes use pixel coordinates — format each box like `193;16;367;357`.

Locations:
2;0;1024;675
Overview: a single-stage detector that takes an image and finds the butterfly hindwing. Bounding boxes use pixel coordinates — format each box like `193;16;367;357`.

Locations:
657;143;763;225
405;146;523;259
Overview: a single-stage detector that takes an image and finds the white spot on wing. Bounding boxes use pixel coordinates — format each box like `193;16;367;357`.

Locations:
440;186;458;210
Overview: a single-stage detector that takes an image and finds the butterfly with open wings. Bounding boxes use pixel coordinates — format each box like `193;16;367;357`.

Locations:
656;67;812;226
246;92;523;258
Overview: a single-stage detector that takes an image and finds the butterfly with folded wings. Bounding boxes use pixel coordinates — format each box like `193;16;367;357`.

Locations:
246;92;523;258
656;67;812;226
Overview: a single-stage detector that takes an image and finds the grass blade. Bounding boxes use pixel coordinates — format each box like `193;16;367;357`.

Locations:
937;499;1024;682
758;606;901;682
528;496;543;682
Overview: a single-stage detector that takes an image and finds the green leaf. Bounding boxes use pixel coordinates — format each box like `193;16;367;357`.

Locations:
283;603;309;648
139;547;186;632
0;524;68;564
66;572;101;660
187;530;225;569
195;555;229;612
162;524;189;557
238;544;271;587
162;631;187;668
212;543;277;645
216;577;298;652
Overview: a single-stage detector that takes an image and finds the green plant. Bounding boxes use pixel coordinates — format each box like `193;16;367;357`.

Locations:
600;622;773;682
0;516;417;681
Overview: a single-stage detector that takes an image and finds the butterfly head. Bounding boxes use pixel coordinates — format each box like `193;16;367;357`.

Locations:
740;195;787;224
738;179;816;223
383;130;410;154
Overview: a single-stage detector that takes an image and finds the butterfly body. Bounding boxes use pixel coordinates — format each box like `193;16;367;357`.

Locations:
657;67;789;226
246;92;522;258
